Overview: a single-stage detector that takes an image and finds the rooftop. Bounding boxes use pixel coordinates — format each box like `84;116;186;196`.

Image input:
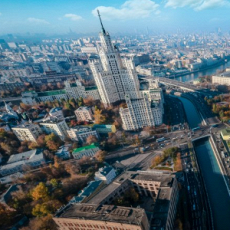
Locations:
49;107;63;113
221;128;230;136
93;124;113;129
7;149;41;164
38;90;66;97
96;166;114;176
85;86;98;91
75;106;91;111
72;143;99;154
215;71;230;78
55;203;145;226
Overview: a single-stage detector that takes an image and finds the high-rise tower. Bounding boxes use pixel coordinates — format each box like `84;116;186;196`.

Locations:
89;10;140;105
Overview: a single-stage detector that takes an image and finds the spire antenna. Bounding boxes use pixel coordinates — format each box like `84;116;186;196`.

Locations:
97;9;106;34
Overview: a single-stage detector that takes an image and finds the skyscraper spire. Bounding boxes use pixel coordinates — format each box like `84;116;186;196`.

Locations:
97;9;106;34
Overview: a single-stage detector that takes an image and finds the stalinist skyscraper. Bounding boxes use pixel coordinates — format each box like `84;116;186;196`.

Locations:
89;10;140;105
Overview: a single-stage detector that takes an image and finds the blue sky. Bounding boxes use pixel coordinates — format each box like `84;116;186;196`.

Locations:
0;0;230;35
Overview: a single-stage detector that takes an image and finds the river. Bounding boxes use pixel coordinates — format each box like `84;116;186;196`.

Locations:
176;61;230;82
180;97;230;230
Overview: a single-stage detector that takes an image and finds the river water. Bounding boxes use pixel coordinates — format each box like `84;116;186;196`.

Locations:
177;61;230;82
180;97;230;230
194;139;230;230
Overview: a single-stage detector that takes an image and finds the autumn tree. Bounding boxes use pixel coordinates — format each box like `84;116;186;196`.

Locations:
93;108;106;124
83;97;94;106
31;182;49;201
20;214;58;230
86;135;98;145
37;134;46;148
0;203;16;227
95;150;106;162
45;133;63;151
151;155;162;167
20;103;31;111
0;142;14;155
28;142;39;150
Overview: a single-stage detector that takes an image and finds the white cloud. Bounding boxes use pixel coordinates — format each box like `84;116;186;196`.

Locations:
64;14;82;21
165;0;230;10
92;0;160;20
27;17;49;24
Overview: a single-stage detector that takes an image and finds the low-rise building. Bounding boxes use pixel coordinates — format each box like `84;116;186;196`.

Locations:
55;145;71;160
40;119;69;141
75;106;93;121
0;149;45;176
67;127;99;142
92;124;116;134
69;180;104;204
12;123;42;142
49;107;64;120
94;165;116;184
221;128;230;141
212;69;230;86
72;143;99;160
37;90;68;102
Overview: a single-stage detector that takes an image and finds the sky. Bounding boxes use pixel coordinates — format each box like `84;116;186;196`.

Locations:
1;0;230;35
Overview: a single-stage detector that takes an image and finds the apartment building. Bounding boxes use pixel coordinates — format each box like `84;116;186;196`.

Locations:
120;94;162;131
64;79;100;101
12;123;42;142
40;119;69;141
67;127;99;142
74;107;93;122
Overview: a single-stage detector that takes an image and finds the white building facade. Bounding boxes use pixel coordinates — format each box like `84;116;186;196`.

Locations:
40;119;69;141
75;106;93;121
67;127;99;142
94;166;116;184
120;94;163;131
12;123;43;142
89;13;139;105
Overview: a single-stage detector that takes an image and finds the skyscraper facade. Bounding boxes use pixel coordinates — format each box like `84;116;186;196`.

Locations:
89;11;139;105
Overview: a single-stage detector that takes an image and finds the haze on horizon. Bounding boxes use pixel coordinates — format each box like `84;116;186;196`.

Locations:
1;0;230;36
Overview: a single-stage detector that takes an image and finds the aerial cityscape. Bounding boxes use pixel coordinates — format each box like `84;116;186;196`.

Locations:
1;0;230;230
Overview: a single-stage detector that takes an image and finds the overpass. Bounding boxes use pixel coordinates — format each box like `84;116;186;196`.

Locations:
139;75;200;92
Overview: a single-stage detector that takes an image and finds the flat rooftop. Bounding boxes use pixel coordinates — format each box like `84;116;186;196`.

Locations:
87;171;175;205
215;71;230;78
55;203;145;226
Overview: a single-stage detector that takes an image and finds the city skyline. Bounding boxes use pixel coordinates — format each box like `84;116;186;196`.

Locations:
1;0;230;35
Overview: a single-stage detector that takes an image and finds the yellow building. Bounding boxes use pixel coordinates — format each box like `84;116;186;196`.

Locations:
221;128;230;141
